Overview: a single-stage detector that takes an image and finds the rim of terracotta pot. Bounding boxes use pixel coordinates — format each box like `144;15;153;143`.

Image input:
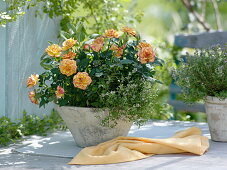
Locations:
205;96;227;104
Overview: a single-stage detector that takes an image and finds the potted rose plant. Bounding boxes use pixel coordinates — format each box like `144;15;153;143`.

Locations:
26;24;163;147
174;45;227;142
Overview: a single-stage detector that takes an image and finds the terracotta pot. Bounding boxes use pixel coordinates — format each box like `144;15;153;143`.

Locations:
55;106;133;147
205;96;227;142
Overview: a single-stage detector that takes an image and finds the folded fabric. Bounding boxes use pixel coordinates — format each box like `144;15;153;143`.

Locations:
68;127;209;165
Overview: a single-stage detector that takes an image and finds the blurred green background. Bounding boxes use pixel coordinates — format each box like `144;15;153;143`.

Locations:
135;0;227;40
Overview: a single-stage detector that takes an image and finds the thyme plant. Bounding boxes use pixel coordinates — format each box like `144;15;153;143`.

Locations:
174;45;227;103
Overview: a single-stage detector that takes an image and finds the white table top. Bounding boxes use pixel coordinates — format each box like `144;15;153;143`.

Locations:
1;120;227;170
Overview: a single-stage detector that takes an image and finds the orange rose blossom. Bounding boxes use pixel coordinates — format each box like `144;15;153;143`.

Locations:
55;86;65;99
138;47;155;64
28;91;38;104
27;74;39;88
90;37;104;52
137;42;152;49
110;44;125;58
73;72;92;90
45;44;62;57
122;26;137;36
62;38;77;51
62;51;77;59
59;59;77;76
104;29;120;38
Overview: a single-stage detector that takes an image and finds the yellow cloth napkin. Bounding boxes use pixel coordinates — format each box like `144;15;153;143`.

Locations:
68;127;209;165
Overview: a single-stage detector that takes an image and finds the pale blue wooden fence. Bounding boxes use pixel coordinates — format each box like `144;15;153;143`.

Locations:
0;2;60;120
0;1;6;119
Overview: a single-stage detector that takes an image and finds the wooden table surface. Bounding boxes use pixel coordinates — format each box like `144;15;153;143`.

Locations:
1;120;227;170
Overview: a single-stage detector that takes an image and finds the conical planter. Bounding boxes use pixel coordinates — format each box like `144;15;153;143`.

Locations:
205;96;227;142
55;106;133;147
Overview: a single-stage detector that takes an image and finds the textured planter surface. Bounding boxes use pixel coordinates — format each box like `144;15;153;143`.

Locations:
205;96;227;142
55;106;132;147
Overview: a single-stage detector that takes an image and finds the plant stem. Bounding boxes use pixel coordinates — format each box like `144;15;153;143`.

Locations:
86;2;100;32
201;0;206;20
181;0;211;31
210;0;223;31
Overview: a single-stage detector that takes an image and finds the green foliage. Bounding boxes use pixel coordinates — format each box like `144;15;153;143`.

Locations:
0;110;66;146
0;117;21;146
174;45;227;103
30;22;165;126
98;80;173;126
58;0;142;33
0;0;142;33
0;0;27;27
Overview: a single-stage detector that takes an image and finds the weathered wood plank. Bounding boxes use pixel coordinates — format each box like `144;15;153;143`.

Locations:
168;100;205;113
0;2;6;117
169;84;181;94
174;31;227;48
